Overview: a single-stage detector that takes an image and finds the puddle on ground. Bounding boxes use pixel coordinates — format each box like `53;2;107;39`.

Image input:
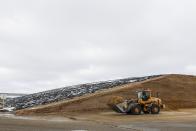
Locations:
118;125;160;131
118;121;196;131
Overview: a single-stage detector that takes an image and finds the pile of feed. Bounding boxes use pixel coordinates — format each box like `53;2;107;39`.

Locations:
107;96;124;108
16;74;196;115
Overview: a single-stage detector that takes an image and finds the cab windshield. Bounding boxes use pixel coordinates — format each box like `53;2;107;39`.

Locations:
137;91;150;100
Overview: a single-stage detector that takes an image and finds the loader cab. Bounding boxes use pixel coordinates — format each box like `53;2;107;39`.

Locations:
137;90;151;101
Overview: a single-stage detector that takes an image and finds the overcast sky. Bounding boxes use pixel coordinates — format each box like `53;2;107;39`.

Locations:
0;0;196;93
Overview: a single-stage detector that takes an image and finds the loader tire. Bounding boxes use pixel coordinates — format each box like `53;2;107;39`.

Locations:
131;104;141;115
151;104;160;114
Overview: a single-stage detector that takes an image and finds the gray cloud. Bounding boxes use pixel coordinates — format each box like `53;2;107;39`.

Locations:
0;0;196;93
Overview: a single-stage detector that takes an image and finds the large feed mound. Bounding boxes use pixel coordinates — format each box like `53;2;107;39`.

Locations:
16;74;196;115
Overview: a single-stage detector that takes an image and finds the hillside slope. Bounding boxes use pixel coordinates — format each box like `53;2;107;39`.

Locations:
7;76;158;110
16;74;196;115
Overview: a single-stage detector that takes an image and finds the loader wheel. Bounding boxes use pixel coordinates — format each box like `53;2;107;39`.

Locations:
151;104;160;114
131;104;141;115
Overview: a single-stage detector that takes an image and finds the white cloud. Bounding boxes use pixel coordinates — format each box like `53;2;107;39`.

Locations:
0;0;196;93
185;65;196;74
0;67;14;76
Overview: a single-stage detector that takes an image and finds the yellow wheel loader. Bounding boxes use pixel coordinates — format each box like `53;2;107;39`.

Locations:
109;89;165;115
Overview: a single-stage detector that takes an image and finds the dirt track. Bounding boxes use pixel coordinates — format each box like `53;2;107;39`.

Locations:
0;113;129;131
2;109;196;131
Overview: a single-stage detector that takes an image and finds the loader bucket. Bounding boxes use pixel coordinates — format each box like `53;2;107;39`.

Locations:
111;102;127;113
111;105;124;113
107;96;127;113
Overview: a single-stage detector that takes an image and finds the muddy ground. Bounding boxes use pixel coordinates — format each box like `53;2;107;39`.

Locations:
1;109;196;131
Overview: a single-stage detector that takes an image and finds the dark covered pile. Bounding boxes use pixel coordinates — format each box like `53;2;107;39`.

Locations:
6;75;160;110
